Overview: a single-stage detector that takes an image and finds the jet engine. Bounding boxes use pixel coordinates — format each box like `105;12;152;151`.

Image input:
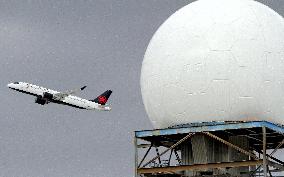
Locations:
35;96;48;105
43;92;53;100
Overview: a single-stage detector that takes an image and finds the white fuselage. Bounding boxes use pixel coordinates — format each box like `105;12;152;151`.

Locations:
7;82;110;111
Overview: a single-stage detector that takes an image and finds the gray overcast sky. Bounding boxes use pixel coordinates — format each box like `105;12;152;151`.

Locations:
0;1;283;177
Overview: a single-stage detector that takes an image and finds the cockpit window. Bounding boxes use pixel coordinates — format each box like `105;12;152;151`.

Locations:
13;82;19;84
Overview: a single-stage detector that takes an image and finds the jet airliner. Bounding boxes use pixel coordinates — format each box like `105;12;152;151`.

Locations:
7;82;112;111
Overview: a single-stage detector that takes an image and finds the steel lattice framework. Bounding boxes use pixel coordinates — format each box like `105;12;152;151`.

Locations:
134;121;284;177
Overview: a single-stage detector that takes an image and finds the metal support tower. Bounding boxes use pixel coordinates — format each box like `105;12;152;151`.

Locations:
134;121;284;177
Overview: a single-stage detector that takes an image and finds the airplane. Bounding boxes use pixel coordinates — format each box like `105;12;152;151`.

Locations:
7;82;112;111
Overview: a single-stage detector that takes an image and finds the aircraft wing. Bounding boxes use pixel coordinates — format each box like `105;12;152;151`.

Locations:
53;86;86;100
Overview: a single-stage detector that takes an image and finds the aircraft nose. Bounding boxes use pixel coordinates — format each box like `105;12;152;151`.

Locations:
7;83;13;88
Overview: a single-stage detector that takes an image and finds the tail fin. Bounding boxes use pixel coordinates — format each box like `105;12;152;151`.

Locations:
90;90;112;105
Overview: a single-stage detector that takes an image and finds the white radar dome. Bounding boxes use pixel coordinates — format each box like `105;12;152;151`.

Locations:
141;0;284;129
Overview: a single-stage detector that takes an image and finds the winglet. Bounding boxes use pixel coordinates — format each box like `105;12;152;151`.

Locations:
81;86;87;90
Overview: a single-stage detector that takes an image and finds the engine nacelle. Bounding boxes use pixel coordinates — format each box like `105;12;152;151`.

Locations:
35;96;47;105
43;92;53;100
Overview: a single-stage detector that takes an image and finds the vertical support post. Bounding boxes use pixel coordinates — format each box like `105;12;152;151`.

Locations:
262;126;267;177
268;165;272;177
168;149;173;166
134;136;138;177
174;149;182;165
155;147;162;166
259;152;261;177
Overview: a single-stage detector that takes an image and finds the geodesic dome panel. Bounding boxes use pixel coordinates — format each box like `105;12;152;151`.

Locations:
141;0;284;129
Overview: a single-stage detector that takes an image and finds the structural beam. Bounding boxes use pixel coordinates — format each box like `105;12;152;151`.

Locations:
268;161;284;170
134;136;138;177
245;168;284;174
135;121;284;138
174;149;181;165
138;143;152;168
138;160;263;174
137;144;152;148
168;149;173;166
203;132;258;159
254;148;284;166
141;133;194;168
155;147;162;165
263;126;267;177
270;139;284;157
